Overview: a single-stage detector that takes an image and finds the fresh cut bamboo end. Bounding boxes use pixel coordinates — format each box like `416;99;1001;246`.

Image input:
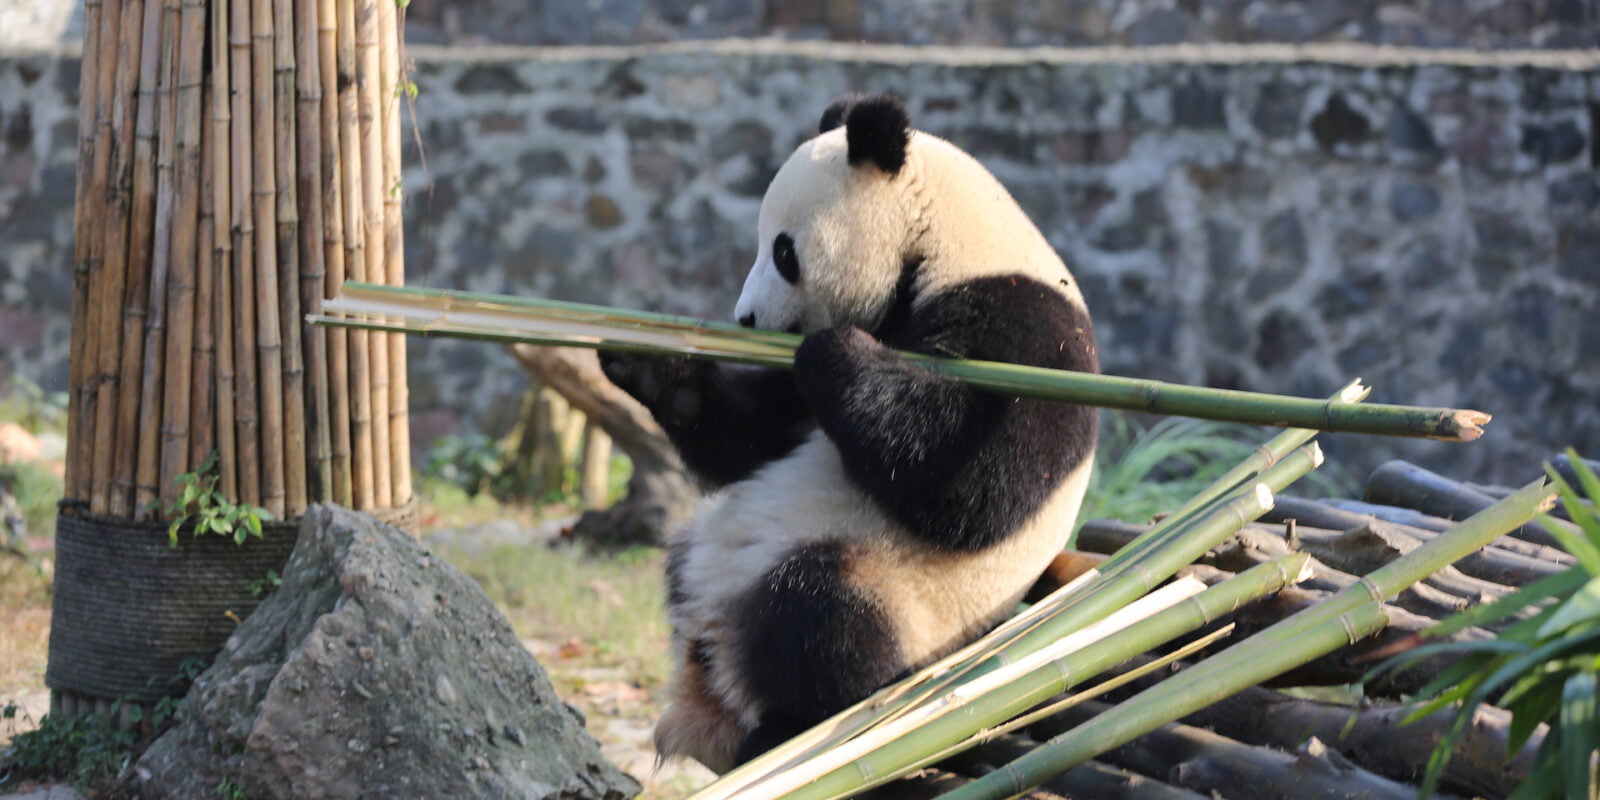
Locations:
1452;409;1491;441
1251;482;1274;511
1337;379;1370;404
1308;441;1325;468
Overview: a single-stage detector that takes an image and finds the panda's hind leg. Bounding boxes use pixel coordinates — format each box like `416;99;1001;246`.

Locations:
731;541;907;765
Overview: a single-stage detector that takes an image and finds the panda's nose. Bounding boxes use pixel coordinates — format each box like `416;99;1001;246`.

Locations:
738;313;756;328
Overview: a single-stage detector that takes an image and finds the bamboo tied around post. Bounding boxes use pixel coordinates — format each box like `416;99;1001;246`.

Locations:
64;0;414;523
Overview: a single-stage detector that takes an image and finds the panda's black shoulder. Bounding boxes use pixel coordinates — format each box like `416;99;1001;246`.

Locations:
881;275;1098;376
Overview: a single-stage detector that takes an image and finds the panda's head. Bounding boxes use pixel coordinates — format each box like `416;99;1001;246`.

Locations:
734;94;920;335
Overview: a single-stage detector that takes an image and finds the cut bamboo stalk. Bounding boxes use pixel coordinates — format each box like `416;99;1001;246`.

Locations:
189;56;216;471
230;0;261;507
273;0;307;515
133;0;181;516
159;0;206;508
337;0;375;510
356;0;391;508
66;0;104;501
88;0;138;513
252;0;287;518
378;0;411;505
941;482;1558;800
318;0;352;505
212;0;238;498
319;285;1490;442
295;0;332;504
107;0;163;516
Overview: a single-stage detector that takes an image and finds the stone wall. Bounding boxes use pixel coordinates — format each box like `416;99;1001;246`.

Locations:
3;42;1598;483
402;0;1599;49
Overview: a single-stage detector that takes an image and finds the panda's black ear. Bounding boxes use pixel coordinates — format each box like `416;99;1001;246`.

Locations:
819;94;911;175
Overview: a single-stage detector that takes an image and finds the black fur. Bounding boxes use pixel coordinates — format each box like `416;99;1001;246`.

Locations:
733;541;906;764
600;353;812;487
793;275;1099;552
817;93;910;175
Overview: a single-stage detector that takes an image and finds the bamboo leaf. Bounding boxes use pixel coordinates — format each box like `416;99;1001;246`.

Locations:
1560;671;1599;800
1423;568;1589;638
1505;677;1564;756
1538;575;1600;639
1565;448;1600;513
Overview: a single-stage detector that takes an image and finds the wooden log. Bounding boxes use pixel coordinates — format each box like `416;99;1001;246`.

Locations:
272;0;307;515
356;0;392;509
378;0;411;506
337;0;375;510
507;345;698;546
133;0;181;516
1306;496;1573;565
579;422;613;508
66;0;105;501
251;0;287;518
317;0;352;505
88;0;142;513
1364;460;1576;549
1029;701;1465;800
211;0;238;498
947;734;1210;800
108;0;165;516
230;0;261;507
1076;519;1472;622
157;0;206;509
294;0;332;503
862;768;1069;800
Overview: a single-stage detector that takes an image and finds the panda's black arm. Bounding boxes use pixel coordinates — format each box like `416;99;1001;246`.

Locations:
600;353;814;487
794;275;1099;553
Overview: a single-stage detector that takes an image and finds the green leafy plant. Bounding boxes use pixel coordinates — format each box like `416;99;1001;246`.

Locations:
216;777;250;799
164;451;274;546
1376;448;1600;800
247;569;283;598
1;699;138;789
422;433;505;498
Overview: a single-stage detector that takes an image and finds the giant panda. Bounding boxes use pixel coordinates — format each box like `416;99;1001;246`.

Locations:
601;93;1099;773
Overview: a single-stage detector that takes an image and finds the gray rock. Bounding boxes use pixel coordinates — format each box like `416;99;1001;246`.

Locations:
129;505;640;800
1388;180;1440;222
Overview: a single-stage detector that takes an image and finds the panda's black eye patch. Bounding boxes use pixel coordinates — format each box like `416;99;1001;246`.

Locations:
773;233;800;285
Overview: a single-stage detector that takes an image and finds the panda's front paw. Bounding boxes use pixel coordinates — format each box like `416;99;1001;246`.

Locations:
600;351;710;422
794;326;885;394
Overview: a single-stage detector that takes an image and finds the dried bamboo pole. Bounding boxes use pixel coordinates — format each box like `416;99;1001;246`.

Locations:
295;0;332;504
318;0;352;505
356;0;391;508
378;0;411;505
272;0;307;515
212;0;238;498
230;0;261;507
251;0;288;518
158;0;206;508
105;0;163;516
66;0;104;501
189;60;216;471
132;0;182;515
88;0;140;513
338;0;375;510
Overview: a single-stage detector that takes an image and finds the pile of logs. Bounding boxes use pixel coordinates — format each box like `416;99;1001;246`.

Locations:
883;456;1593;800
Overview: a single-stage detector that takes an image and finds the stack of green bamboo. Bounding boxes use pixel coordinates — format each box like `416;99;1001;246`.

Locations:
66;0;411;520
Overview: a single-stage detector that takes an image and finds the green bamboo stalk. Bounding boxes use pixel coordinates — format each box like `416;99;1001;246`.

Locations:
314;284;1489;441
941;480;1557;800
743;555;1312;800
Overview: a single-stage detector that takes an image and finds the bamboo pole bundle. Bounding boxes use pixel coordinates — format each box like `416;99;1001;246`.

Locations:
230;0;261;507
272;0;308;515
317;0;352;506
337;0;375;510
251;0;288;518
294;0;332;505
65;0;104;501
355;0;391;509
189;59;216;472
158;0;206;508
378;0;411;505
211;0;239;499
105;0;162;516
131;0;182;515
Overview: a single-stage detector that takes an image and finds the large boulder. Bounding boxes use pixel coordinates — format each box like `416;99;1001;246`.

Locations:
129;505;640;800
